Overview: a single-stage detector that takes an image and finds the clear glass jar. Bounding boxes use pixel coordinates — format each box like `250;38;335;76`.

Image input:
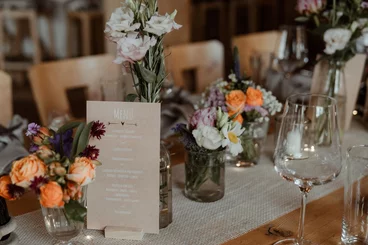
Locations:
185;150;225;202
159;142;172;229
42;187;87;245
229;119;269;167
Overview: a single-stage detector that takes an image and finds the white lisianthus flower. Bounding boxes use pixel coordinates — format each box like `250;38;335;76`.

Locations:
104;7;141;42
221;122;244;156
323;28;352;55
356;28;368;53
114;33;157;64
143;10;182;36
192;126;223;150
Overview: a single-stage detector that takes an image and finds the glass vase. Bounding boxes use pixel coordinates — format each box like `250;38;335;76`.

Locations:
159;142;172;229
228;119;269;167
319;60;347;135
41;188;87;245
184;150;225;203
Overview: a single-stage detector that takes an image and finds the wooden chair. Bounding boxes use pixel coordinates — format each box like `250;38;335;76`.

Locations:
158;0;191;46
0;71;12;126
232;31;281;77
165;40;224;94
28;54;121;125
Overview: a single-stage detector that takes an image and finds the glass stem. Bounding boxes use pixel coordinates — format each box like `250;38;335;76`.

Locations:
297;189;309;244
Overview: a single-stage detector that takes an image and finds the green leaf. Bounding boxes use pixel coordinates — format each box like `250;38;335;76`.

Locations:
137;64;157;83
157;60;166;83
71;122;86;157
76;122;93;156
295;16;309;22
57;122;82;134
64;200;87;223
126;93;138;102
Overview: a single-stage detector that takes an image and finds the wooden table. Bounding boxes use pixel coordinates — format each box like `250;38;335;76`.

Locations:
7;139;345;244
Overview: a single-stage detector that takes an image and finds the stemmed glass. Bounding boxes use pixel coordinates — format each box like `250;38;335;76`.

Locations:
274;94;342;245
274;26;308;100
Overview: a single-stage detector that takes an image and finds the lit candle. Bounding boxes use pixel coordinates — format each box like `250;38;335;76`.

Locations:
286;130;302;158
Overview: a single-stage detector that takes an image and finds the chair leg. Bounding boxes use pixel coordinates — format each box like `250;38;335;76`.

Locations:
47;15;55;59
81;13;91;56
0;13;4;70
29;11;41;64
67;14;74;58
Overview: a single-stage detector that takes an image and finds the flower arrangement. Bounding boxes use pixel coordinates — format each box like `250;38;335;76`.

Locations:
0;121;106;222
105;0;181;103
296;0;368;61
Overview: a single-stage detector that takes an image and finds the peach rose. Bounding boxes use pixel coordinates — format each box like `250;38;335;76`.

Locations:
63;182;82;202
40;181;64;208
246;87;263;106
226;90;246;113
10;155;47;188
229;111;244;125
0;176;14;200
66;157;96;186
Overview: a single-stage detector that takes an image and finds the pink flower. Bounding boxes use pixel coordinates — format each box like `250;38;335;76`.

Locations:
296;0;326;15
190;107;217;130
114;33;157;64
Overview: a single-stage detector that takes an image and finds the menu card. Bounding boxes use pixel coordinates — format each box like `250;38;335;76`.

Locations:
86;101;160;234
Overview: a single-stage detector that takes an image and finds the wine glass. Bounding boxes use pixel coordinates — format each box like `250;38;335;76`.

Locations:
274;94;342;245
274;26;308;100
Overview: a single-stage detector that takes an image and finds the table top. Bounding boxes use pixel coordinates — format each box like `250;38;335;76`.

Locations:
7;120;368;244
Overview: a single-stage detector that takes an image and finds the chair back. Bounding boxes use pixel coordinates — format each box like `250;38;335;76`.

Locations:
232;31;281;77
0;71;12;126
166;40;224;93
29;54;121;125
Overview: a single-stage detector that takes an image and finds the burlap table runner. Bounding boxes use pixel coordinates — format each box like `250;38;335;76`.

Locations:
13;121;368;245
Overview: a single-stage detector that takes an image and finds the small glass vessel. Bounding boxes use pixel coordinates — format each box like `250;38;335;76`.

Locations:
160;142;172;229
185;150;225;202
42;188;87;245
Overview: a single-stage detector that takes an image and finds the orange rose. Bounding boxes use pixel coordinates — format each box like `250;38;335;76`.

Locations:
63;182;82;202
229;111;244;125
226;90;246;113
246;87;263;106
40;181;64;208
0;176;14;200
67;157;96;186
10;155;47;188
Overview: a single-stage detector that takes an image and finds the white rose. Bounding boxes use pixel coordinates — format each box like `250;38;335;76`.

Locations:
105;7;141;42
356;28;368;53
192;126;223;150
143;10;182;36
323;28;352;55
114;33;157;64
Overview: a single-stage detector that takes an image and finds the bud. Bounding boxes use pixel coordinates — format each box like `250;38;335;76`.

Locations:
32;136;43;145
37;146;53;160
39;127;51;137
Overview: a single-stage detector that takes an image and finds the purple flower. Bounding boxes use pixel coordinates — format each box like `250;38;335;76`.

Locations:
205;87;227;112
7;184;25;199
91;121;106;140
296;0;326;15
172;124;200;151
26;123;40;137
29;176;49;195
29;144;39;153
49;129;73;158
362;2;368;8
80;145;100;160
189;107;217;130
244;105;269;117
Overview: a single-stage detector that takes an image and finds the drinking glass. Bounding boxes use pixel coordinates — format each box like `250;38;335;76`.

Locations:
275;26;308;100
342;145;368;244
274;94;342;245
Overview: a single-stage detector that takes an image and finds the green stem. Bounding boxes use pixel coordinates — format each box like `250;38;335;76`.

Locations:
313;15;320;27
333;0;337;26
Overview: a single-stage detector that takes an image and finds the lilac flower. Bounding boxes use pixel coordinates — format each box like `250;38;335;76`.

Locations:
172;124;200;151
26;123;40;137
49;129;73;158
29;144;39;153
362;2;368;9
189;107;217;130
244;105;269;117
205;87;227;112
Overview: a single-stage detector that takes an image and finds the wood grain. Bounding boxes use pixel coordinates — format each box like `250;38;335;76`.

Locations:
224;187;344;245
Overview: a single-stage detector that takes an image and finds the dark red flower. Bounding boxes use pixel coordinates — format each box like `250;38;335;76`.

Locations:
80;145;99;160
29;176;49;195
90;121;106;140
7;184;25;199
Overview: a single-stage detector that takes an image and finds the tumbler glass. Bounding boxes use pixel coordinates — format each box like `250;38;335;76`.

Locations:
342;145;368;244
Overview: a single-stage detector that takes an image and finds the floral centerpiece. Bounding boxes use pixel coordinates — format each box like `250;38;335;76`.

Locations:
0;121;105;242
105;0;181;228
295;0;368;131
105;0;181;103
199;48;282;166
173;107;245;202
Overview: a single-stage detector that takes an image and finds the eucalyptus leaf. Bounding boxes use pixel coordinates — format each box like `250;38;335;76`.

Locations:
157;60;166;83
71;123;85;157
64;200;87;223
295;16;309;22
56;122;81;134
126;93;138;102
76;122;93;156
138;64;157;83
